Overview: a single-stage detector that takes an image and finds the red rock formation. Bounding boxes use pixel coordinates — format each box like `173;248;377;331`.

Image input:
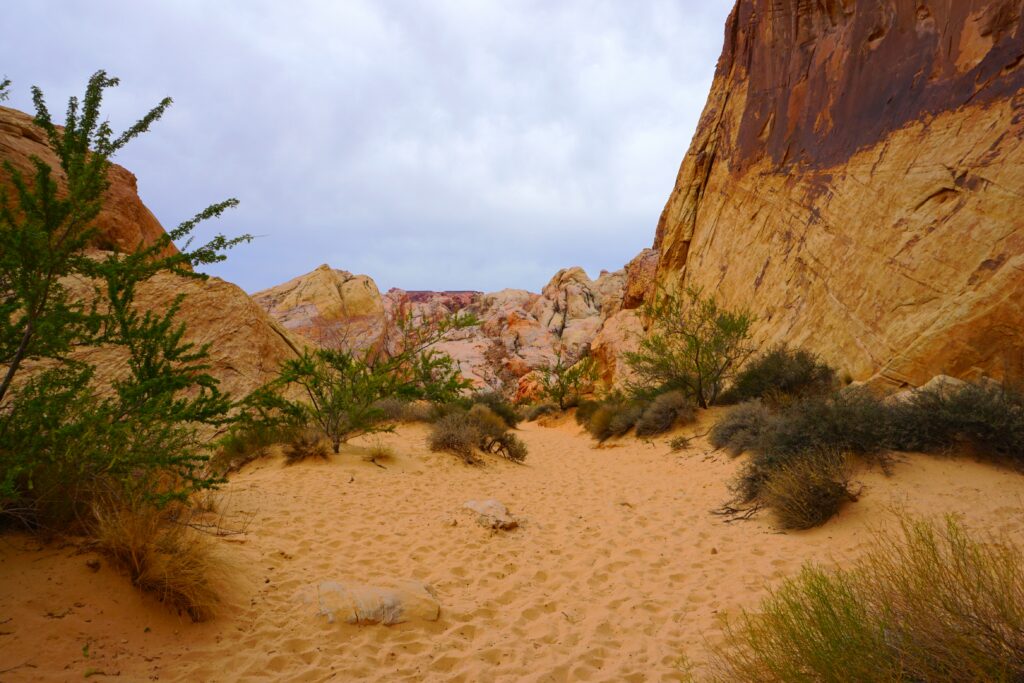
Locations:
656;0;1024;388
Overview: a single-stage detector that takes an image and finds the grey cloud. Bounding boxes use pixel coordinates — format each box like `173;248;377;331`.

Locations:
3;0;734;292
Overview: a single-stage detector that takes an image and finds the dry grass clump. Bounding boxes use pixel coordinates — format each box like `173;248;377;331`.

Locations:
760;449;857;530
635;391;696;437
92;498;227;622
711;515;1024;682
283;427;331;464
669;435;690;452
470;392;521;428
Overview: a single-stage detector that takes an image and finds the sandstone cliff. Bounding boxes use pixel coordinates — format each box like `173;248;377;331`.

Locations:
655;0;1024;388
0;105;303;398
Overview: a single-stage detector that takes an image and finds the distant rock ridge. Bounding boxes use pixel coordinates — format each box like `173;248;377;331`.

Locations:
254;256;658;394
654;0;1024;388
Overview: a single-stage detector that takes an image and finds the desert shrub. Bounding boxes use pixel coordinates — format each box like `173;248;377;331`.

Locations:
574;399;601;426
721;345;836;404
365;441;395;465
760;449;856;530
210;420;292;475
523;402;558;421
471;392;520;428
625;286;754;408
283;427;331;464
755;389;892;463
669;435;690;452
887;381;1024;461
711;516;1024;682
92;497;226;622
635;391;696;437
428;407;529;463
585;400;644;441
709;400;772;455
428;413;480;463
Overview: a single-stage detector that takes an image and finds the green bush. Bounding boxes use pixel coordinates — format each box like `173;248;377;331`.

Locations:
710;516;1024;682
635;391;696;437
709;400;772;455
721;345;836;404
538;352;597;409
625;286;754;408
760;449;856;530
210;421;288;475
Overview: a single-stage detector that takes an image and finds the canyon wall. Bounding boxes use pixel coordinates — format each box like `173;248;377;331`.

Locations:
655;0;1024;387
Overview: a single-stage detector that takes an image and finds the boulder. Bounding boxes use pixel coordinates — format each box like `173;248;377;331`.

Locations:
314;580;440;626
463;499;519;530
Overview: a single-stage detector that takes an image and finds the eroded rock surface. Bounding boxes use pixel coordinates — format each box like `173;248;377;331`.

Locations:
314;580;440;626
654;1;1024;389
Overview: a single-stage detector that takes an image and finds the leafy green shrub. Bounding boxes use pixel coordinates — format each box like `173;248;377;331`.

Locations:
709;400;772;455
471;392;520;428
283;428;331;464
635;391;696;437
625;286;754;408
721;345;836;404
710;516;1024;682
538;351;597;409
0;72;246;531
760;449;856;530
523;402;558;421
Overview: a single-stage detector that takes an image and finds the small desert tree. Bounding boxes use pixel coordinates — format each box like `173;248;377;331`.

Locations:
0;77;9;100
270;312;474;453
0;71;248;525
538;348;597;409
625;286;754;408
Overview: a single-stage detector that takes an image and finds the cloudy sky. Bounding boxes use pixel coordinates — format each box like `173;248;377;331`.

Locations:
3;1;734;293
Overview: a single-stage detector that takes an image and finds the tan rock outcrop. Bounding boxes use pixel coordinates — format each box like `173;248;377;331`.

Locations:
252;265;386;350
654;0;1024;389
590;310;645;388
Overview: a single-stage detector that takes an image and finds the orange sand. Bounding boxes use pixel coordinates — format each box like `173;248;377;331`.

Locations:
3;410;1023;681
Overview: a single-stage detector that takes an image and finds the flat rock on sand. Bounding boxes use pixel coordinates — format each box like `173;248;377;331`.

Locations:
312;579;440;626
464;499;519;530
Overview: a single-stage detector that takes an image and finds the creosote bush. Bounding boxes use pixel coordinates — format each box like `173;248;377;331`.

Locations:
635;391;696;437
721;345;836;404
710;515;1024;682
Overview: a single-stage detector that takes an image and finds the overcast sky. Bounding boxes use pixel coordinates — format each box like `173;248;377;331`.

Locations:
3;1;733;293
